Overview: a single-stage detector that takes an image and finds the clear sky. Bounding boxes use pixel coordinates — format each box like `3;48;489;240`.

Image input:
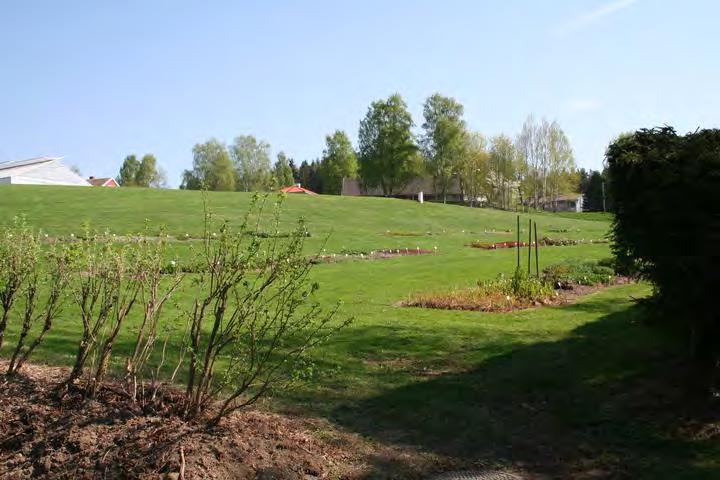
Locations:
2;1;718;186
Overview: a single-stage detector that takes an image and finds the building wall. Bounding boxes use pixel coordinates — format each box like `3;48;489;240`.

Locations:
6;161;89;186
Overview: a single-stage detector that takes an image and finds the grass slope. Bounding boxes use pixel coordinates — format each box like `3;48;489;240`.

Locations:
1;185;715;478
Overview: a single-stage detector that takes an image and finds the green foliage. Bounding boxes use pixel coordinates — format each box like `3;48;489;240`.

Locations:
421;93;467;203
273;152;295;189
606;126;720;371
358;93;419;196
456;132;489;207
0;216;40;350
475;268;554;301
182;195;349;423
118;155;140;186
488;134;517;209
182;139;236;191
542;259;614;288
231;134;273;192
0;217;75;375
320;130;358;195
119;154;164;187
299;159;323;193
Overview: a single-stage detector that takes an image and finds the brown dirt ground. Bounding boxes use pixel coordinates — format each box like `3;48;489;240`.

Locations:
0;362;457;480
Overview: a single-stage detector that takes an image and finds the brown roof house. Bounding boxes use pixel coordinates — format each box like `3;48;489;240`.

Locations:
87;176;119;187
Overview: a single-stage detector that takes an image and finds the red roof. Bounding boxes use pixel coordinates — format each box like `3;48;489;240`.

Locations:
279;185;317;195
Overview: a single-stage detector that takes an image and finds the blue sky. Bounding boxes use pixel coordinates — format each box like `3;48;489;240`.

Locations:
1;1;718;186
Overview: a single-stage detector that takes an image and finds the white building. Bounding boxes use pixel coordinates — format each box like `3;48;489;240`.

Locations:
0;157;89;186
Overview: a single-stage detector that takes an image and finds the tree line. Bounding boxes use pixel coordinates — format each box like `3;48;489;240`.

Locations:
178;132;358;195
120;92;582;209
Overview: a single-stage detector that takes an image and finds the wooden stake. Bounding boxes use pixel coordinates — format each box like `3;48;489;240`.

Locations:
534;221;540;277
516;215;520;269
528;218;532;274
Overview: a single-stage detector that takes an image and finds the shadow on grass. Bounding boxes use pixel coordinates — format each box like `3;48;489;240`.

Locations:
333;300;720;479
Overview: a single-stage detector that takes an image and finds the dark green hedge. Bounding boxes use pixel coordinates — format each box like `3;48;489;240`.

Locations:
606;127;720;374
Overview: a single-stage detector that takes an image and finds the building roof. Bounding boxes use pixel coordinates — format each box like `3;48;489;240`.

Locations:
0;156;58;174
280;184;317;195
87;177;118;187
0;156;89;186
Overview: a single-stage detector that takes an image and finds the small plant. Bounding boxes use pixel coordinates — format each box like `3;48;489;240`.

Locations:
478;267;554;301
541;259;615;288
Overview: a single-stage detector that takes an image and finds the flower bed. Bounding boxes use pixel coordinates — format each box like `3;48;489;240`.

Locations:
471;237;609;249
311;247;436;264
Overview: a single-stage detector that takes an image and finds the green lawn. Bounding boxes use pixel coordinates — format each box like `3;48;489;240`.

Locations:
0;185;716;478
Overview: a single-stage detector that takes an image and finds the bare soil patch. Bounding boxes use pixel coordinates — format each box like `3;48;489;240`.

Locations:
0;362;454;479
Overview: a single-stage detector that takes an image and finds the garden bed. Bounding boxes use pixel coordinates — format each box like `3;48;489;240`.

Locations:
0;362;452;479
311;247;435;264
401;276;632;313
471;237;608;249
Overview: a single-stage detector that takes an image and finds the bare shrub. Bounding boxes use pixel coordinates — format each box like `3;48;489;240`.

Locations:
0;217;38;350
124;229;184;403
63;232;146;396
181;194;350;424
6;243;74;375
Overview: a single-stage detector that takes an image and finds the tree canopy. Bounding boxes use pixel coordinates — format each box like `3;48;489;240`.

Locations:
181;139;236;191
320;130;358;195
421;94;468;203
231;135;272;192
118;154;165;187
358;94;419;196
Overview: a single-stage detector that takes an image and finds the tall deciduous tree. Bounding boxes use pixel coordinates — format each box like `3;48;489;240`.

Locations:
230;135;272;192
273;151;295;188
118;155;140;186
135;154;165;187
358;94;419;196
421;94;467;203
489;134;517;209
319;130;358;195
456;132;490;207
181;139;236;191
118;154;165;187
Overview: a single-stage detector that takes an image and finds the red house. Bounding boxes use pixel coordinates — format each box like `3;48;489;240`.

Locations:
87;176;119;187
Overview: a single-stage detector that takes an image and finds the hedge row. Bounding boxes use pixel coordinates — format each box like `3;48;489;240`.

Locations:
606;127;720;373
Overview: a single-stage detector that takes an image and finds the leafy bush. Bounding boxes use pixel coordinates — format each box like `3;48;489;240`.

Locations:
478;268;554;301
542;259;615;288
606;127;720;377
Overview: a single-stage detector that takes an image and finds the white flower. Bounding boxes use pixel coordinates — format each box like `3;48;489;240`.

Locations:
70;233;75;238
170;260;176;267
505;295;510;301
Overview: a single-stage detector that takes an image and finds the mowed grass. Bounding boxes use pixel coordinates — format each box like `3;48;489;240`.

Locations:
1;185;716;478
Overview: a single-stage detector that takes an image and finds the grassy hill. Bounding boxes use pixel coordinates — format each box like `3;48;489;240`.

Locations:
1;185;715;478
